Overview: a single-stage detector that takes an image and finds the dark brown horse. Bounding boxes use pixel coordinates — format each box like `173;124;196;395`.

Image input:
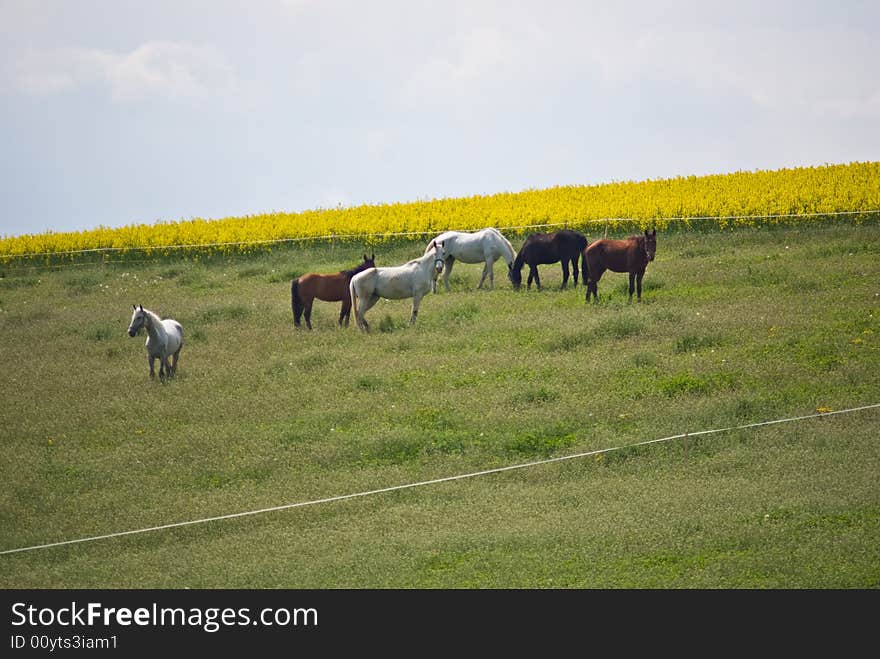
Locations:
292;254;375;329
583;229;656;303
509;229;588;290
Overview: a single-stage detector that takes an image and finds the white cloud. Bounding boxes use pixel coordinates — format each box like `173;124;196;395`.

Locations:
14;41;242;103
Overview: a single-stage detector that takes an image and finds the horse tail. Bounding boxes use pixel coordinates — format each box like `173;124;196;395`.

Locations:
349;275;360;326
580;243;589;284
291;278;303;325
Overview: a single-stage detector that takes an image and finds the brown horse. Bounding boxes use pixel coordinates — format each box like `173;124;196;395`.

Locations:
292;254;375;329
583;229;656;303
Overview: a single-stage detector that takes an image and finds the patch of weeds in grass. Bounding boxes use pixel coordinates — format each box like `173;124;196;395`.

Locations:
177;270;221;290
386;338;413;353
356;374;384;391
613;366;661;400
295;353;328;370
237;465;273;486
200;305;251;323
449;302;480;324
546;327;593;352
0;276;40;290
785;336;844;371
426;432;467;456
612;278;664;296
379;314;404;333
40;461;94;492
511;386;559;406
265;360;291;377
160;267;184;279
596;314;645;339
278;426;316;448
673;333;722;354
192;471;235;490
504;425;578;457
62;273;103;293
407;407;455;431
188;328;208;343
362;436;423;465
238;266;268;279
89;324;116;342
659;372;713;397
632;352;658;368
267;270;300;284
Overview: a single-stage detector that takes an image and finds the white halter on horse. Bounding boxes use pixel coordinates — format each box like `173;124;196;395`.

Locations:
350;241;447;330
127;305;184;379
425;227;516;292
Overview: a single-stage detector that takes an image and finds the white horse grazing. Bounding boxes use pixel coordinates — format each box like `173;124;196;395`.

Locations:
425;227;516;292
350;241;447;331
127;305;184;380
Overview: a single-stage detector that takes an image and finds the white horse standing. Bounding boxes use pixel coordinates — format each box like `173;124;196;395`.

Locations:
350;241;447;331
425;227;516;292
127;305;184;379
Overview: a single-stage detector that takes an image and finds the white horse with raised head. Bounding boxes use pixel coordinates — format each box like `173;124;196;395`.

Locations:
127;305;184;380
350;240;447;331
425;227;516;292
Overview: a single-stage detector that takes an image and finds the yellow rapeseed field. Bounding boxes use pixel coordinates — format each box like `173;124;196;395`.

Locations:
2;161;878;261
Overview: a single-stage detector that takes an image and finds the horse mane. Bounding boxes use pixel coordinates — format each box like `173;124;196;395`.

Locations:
489;228;516;263
341;259;374;279
142;307;162;323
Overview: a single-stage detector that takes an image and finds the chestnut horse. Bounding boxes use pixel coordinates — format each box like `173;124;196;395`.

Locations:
583;229;657;303
509;229;588;290
292;254;375;329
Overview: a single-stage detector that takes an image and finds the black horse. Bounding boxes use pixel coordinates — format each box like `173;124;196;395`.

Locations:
509;229;588;290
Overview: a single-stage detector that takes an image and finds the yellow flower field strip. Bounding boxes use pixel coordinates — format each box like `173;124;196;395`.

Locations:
2;162;878;259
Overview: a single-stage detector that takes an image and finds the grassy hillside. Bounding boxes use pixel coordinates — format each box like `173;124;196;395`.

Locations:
1;222;878;587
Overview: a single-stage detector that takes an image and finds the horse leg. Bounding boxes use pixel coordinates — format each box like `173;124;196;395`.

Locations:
560;260;570;290
586;266;603;303
628;272;636;301
357;293;379;331
572;256;580;286
527;267;534;289
148;355;156;379
304;298;314;330
339;299;351;327
442;256;455;292
636;270;644;301
410;293;423;325
487;257;496;290
533;266;542;290
477;259;492;290
171;348;181;376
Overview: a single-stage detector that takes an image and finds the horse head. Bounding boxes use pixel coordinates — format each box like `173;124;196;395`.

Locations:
643;229;657;262
430;240;446;275
508;263;522;289
362;253;376;268
128;304;145;337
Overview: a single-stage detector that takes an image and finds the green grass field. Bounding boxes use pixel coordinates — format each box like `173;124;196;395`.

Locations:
1;223;878;587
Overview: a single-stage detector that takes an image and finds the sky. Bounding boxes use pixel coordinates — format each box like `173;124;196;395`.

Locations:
1;0;878;238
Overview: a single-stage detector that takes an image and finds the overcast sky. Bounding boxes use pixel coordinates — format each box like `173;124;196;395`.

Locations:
1;1;878;238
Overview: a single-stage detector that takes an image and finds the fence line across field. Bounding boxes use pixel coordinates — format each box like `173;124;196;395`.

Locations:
2;209;878;263
1;402;877;557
